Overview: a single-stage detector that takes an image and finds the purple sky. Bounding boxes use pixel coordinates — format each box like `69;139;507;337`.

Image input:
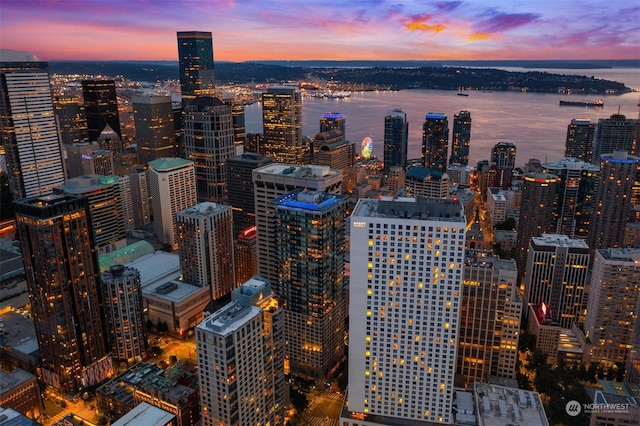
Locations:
1;0;638;61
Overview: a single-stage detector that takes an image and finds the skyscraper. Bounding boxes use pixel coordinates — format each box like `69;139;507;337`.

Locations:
422;113;449;172
565;118;595;163
261;86;305;165
585;248;640;364
132;95;177;166
235;226;257;285
14;194;110;394
226;152;273;237
588;151;638;252
403;165;450;199
457;250;521;388
349;197;466;424
450;110;471;166
82;79;121;142
383;109;408;173
177;31;215;106
275;190;348;380
491;141;516;189
593;113;639;163
252;164;342;289
196;276;284;426
184;96;235;203
177;202;236;301
524;234;590;329
311;129;355;194
320;112;346;135
148;157;197;249
54;96;88;145
1;61;65;199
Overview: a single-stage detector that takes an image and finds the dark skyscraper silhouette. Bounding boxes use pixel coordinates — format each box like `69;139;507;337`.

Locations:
491;141;517;189
82;79;121;142
592;113;639;162
132;95;177;166
383;109;408;173
177;31;215;107
422;112;449;172
565;118;595;163
450;110;471;165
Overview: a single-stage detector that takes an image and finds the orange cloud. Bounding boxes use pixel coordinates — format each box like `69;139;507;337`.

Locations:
469;32;491;41
405;22;446;33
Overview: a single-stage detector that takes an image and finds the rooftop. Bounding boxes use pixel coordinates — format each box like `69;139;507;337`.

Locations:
177;202;229;217
543;157;599;172
405;165;446;181
148;157;194;171
531;234;590;249
199;301;261;336
273;190;347;213
474;382;549;426
111;402;175;426
598;247;640;263
352;197;465;223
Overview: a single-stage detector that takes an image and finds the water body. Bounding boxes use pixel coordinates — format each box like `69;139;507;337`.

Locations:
244;67;639;167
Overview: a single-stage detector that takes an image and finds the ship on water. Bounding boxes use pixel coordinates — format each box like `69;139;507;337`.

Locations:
559;99;604;107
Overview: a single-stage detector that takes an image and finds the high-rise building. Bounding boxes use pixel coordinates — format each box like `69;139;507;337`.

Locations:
14;194;110;394
226;153;273;237
82;79;121;142
593;113;639;162
132;95;177;166
261;87;305;165
543;157;599;239
383;109;408;173
177;202;236;301
53;174;126;254
253;164;342;289
148;158;197;249
311;129;355;194
184;97;235;203
65;149;114;178
177;31;215;106
565;118;595;163
117;175;134;233
450;110;471;166
348;197;466;424
196;276;285;426
585;248;640;364
101;265;148;362
404;165;450;199
491;141;516;189
235;226;257;285
274;190;348;380
422;113;449;173
515;172;561;273
625;297;640;396
226;98;246;148
97;124;124;154
54;96;88;145
387;166;405;192
1;61;65;199
524;234;590;329
320;112;346;135
457;250;521;388
128;170;151;228
588;151;638;251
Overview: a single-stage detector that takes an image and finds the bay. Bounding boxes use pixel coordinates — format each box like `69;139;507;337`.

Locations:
244;68;640;167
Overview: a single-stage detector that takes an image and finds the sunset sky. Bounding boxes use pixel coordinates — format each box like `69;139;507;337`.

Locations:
1;0;638;62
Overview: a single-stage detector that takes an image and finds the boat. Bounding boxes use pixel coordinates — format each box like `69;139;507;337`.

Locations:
457;93;469;97
559;99;604;107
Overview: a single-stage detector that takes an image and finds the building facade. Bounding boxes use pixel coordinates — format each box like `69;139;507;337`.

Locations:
383;109;408;173
565;118;594;163
235;226;257;285
82;79;121;142
422;113;449;173
593;114;638;163
320;112;346;135
133;95;177;166
261;86;305;165
403;165;450;199
177;31;215;106
450;110;471;166
311;129;355;194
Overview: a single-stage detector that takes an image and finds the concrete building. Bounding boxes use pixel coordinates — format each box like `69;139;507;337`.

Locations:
127;170;151;228
0;369;42;420
235;226;257;285
593;114;639;163
111;402;176;426
474;383;549;426
0;407;41;426
148;158;197;250
311;129;355;194
133;95;177;166
403;165;450;199
54;95;88;145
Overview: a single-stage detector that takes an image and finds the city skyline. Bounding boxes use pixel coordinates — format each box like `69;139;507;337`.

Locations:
1;1;638;62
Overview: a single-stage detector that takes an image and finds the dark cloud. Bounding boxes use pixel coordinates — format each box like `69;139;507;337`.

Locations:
476;12;539;33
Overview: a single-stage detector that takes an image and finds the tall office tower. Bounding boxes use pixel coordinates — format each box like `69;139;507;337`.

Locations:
84;149;115;176
253;164;342;289
148;158;197;250
101;265;148;362
235;226;257;285
491;141;516;189
244;133;262;154
349;197;466;424
82;79;121;142
421;113;449;173
177;31;215;107
450;110;471;166
117;175;134;232
383;109;408;173
262;86;305;165
543;157;599;239
196;276;285;426
183;97;235;203
14;194;110;394
593;113;639;162
225;98;246;148
404;165;450;199
515;172;560;273
132;95;177;166
226;153;273;237
54;174;126;254
274;190;348;380
457;250;521;388
128;170;151;228
565;118;595;163
177;202;236;300
97;123;123;153
588;151;638;251
0;61;65;199
54;96;88;144
320;112;346;135
311;129;355;194
585;248;640;364
524;234;590;329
